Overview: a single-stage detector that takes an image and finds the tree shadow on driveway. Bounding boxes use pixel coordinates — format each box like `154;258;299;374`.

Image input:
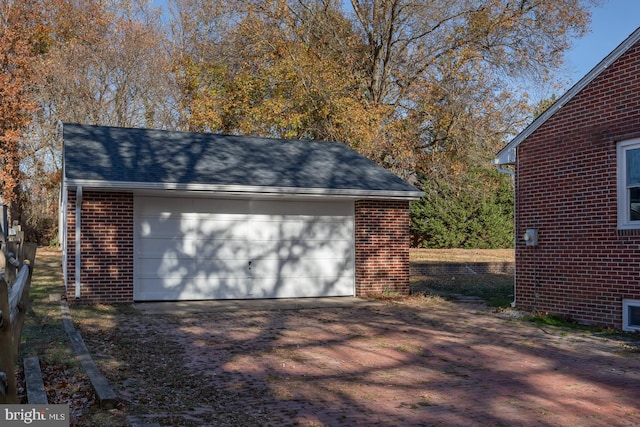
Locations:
77;296;640;426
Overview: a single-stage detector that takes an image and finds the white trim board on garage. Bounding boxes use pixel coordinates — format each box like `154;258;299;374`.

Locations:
134;196;355;301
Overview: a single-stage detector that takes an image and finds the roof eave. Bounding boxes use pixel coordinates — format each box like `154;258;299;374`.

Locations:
64;179;424;201
495;26;640;165
493;147;516;165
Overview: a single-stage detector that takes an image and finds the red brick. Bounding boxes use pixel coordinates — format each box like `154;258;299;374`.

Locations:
354;200;411;297
66;190;134;304
513;42;640;328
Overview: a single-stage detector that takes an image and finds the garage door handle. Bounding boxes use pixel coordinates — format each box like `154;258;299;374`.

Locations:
248;261;252;270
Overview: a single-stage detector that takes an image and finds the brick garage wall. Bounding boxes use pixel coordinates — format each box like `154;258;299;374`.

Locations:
66;190;134;303
355;200;411;296
515;42;640;328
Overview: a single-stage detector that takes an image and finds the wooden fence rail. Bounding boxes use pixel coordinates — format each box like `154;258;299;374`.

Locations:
0;240;37;404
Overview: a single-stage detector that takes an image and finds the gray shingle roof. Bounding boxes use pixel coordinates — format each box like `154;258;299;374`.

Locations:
63;124;421;198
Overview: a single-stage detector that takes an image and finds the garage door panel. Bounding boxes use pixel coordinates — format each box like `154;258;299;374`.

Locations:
192;198;250;214
251;218;352;241
139;217;194;238
252;275;354;298
251;239;352;260
250;219;302;240
196;218;249;239
136;256;196;277
251;200;351;216
137;197;196;215
136;279;185;300
303;221;353;240
188;278;266;299
135;196;354;301
137;237;194;257
136;277;254;300
194;239;250;260
252;257;353;278
194;258;251;278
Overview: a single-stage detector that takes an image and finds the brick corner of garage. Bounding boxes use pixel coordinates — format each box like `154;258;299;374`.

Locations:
354;199;411;297
65;283;134;305
355;269;411;297
355;282;410;297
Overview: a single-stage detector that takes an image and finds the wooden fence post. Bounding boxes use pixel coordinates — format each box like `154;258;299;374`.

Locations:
0;274;17;404
0;240;37;404
0;205;7;244
5;241;20;287
11;243;37;360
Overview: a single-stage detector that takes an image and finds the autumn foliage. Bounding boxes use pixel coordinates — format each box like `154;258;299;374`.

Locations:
1;0;597;246
0;0;42;205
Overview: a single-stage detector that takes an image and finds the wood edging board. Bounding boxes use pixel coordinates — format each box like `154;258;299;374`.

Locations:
24;356;47;404
60;300;118;409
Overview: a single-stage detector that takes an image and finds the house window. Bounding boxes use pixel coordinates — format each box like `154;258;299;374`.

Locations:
622;299;640;332
617;139;640;229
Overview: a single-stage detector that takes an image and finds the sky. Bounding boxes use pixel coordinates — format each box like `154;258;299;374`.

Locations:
564;0;640;85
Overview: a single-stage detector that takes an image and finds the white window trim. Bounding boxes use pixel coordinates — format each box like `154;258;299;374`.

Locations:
622;299;640;332
617;139;640;229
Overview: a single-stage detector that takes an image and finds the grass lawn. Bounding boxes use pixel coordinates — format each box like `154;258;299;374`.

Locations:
18;247;126;425
410;248;514;263
410;247;515;307
411;273;515;307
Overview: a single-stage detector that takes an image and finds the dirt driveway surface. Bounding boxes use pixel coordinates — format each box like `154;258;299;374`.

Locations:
83;296;640;426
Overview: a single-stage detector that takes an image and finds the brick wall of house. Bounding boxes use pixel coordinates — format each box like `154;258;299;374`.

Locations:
515;42;640;328
66;190;134;304
354;200;411;296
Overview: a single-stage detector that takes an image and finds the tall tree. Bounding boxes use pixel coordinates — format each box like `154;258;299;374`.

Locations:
4;0;598;244
39;0;172;129
6;0;173;241
168;0;595;179
169;0;377;142
347;0;595;175
0;0;46;210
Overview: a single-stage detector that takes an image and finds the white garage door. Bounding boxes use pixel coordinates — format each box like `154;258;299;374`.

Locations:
134;196;354;300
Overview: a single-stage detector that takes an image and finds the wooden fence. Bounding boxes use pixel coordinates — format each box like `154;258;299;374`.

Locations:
0;215;37;404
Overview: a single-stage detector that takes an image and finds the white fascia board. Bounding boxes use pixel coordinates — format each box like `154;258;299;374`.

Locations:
495;27;640;165
63;179;424;200
493;147;516;165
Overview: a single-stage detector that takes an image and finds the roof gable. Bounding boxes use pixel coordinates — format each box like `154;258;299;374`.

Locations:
63;124;422;199
495;26;640;165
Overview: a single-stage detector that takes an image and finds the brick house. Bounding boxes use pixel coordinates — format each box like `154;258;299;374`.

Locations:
495;28;640;330
61;124;422;304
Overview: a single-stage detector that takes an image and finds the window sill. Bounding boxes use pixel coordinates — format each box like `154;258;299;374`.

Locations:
617;228;640;236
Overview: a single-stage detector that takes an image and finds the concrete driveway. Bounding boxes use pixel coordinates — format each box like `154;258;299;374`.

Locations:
111;296;640;426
